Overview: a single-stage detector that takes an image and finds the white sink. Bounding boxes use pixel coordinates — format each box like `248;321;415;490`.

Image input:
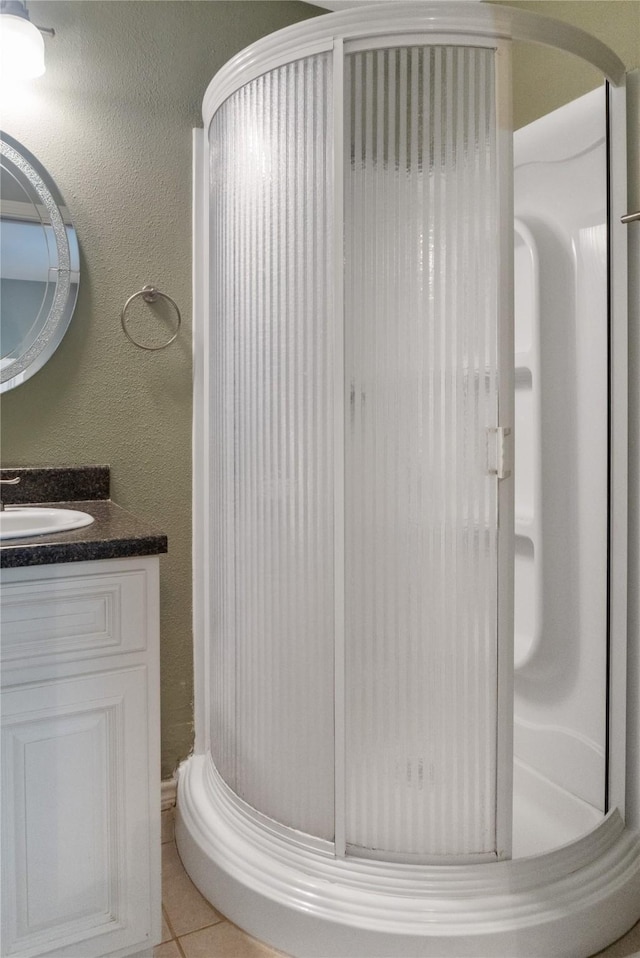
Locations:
0;507;95;540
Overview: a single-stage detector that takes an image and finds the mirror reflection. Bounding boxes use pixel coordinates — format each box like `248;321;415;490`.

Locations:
0;132;79;392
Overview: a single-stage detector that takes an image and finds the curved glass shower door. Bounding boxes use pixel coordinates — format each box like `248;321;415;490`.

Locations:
209;52;337;840
207;35;514;863
343;43;511;861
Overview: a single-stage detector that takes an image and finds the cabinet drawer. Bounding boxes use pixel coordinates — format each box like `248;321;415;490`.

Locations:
1;566;150;670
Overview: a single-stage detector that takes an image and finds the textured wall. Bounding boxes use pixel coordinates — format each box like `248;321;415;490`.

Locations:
0;0;321;778
493;1;640;128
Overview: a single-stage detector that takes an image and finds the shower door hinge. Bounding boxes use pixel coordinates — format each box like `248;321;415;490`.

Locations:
486;426;512;480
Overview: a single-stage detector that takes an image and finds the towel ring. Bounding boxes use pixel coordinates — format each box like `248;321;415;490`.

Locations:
121;285;181;350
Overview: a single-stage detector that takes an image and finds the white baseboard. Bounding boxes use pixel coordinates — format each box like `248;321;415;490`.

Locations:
161;778;177;811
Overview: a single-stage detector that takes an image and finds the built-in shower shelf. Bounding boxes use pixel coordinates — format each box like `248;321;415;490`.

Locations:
513;210;542;677
515;515;535;531
515;365;533;386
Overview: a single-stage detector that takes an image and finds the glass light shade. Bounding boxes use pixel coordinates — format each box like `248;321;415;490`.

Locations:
0;14;45;79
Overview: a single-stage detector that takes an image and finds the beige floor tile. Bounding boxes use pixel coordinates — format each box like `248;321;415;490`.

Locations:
179;921;287;958
153;940;181;958
162;841;186;879
590;919;640;957
160;907;173;944
162;842;224;937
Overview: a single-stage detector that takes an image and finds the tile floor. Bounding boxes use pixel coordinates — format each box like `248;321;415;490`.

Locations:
158;808;640;958
592;923;640;958
158;808;286;958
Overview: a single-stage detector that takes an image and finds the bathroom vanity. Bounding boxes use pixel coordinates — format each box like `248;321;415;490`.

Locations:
0;467;167;958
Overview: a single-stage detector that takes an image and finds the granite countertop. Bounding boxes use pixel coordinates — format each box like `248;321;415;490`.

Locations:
0;466;168;569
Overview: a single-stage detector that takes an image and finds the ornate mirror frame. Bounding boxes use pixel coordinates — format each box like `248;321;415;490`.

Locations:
0;132;80;392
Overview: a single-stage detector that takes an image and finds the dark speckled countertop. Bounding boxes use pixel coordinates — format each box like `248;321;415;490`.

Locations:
0;466;167;568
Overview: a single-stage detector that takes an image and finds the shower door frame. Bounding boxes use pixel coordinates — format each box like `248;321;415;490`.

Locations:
192;0;630;848
196;29;517;863
606;77;629;818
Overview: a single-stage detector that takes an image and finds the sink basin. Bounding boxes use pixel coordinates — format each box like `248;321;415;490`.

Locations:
0;507;95;540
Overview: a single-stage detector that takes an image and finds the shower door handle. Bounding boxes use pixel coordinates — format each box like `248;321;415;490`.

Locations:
487;427;512;480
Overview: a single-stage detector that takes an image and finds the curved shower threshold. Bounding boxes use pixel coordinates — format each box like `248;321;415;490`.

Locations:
176;754;640;958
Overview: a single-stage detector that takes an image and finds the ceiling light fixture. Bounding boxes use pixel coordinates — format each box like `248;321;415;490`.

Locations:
0;0;54;80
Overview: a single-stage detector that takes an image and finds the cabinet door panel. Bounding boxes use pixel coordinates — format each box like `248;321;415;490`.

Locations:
1;668;152;958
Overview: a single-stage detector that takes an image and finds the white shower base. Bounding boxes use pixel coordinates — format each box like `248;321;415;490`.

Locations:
176;754;640;958
512;759;601;858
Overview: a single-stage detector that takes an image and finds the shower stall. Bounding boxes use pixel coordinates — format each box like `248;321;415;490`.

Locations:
179;4;639;955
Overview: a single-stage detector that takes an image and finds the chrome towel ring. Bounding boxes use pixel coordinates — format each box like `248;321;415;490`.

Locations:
121;284;181;350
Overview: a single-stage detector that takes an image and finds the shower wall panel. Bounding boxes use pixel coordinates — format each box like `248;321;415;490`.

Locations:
513;88;608;813
208;54;336;839
343;45;502;859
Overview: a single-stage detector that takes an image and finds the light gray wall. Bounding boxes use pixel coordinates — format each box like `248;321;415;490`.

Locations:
0;0;322;779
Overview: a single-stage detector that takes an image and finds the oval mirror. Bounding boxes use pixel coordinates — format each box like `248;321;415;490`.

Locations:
0;132;80;392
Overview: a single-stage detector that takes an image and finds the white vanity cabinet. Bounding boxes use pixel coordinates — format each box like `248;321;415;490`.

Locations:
1;556;161;958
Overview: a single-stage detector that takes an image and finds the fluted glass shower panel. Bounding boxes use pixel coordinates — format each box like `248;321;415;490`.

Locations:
208;39;506;858
209;54;336;839
343;45;500;859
